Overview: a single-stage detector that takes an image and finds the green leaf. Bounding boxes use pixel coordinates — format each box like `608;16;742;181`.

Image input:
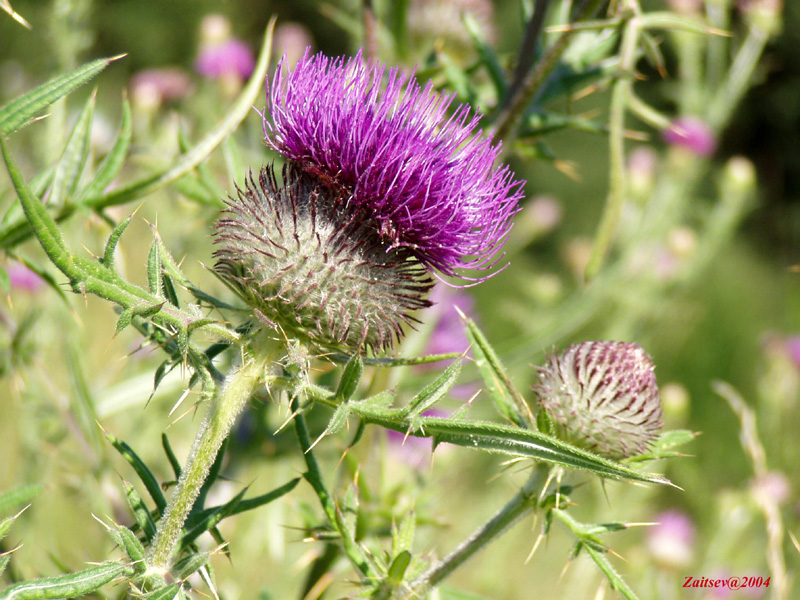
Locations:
626;429;698;462
181;478;300;549
387;550;412;584
173;551;210;581
329;352;462;367
464;317;530;427
0;484;43;516
82;19;276;211
180;488;246;549
49;91;95;208
122;480;157;541
0;562;132;600
106;432;167;514
391;512;415;557
464;13;507;99
162;434;182;480
0;55;121;135
102;215;132;270
423;417;671;485
108;525;146;572
335;356;363;403
402;359;461;420
76;97;132;204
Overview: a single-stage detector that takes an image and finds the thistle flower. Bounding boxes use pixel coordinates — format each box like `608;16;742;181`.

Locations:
214;166;433;354
263;49;523;281
646;510;695;569
535;341;663;460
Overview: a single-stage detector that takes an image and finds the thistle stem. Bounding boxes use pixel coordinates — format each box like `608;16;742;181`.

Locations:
146;340;275;572
404;466;547;598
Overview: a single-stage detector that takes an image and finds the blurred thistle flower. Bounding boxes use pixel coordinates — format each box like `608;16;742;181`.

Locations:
750;471;791;506
195;14;254;90
195;38;255;81
424;285;473;358
7;262;43;293
738;0;782;35
216;49;523;355
646;510;695;570
535;341;663;459
784;336;800;369
408;0;496;50
627;146;658;198
272;23;313;68
130;68;193;110
662;117;717;157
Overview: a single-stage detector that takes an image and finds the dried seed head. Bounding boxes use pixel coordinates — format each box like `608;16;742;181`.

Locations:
214;165;433;354
535;341;663;460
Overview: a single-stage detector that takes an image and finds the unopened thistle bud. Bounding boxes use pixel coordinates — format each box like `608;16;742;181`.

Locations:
214;48;524;355
535;341;663;460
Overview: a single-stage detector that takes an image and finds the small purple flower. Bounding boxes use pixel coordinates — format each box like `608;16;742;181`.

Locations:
784;336;800;369
646;510;695;569
264;49;524;282
195;38;255;81
662;117;717;157
130;68;193;108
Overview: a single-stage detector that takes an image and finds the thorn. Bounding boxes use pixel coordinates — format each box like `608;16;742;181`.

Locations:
525;531;545;564
168;388;192;416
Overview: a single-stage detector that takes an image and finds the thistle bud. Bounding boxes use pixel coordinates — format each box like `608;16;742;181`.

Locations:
535;341;663;459
214;166;433;354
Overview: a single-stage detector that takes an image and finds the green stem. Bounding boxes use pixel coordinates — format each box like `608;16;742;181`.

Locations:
145;340;275;572
706;26;768;131
292;397;377;580
404;466;547;598
492;0;608;145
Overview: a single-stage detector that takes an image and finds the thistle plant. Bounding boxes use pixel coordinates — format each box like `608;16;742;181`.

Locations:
0;1;792;599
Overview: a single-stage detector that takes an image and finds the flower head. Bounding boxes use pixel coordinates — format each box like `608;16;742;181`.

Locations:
195;38;255;81
662;117;716;156
263;49;523;281
535;341;663;459
214;166;433;354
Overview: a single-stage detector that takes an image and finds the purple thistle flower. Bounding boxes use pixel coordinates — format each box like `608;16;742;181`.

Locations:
263;48;524;282
646;510;695;569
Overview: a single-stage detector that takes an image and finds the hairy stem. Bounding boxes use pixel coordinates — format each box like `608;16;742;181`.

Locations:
146;339;275;572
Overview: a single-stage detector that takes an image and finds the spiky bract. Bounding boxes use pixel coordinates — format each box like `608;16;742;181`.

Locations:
264;49;524;281
535;341;663;460
214;166;433;354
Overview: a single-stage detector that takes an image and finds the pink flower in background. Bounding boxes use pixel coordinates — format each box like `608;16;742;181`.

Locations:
646;510;695;569
130;68;193;108
7;263;43;293
273;23;314;67
662;117;717;156
195;38;255;81
386;409;448;469
784;336;800;368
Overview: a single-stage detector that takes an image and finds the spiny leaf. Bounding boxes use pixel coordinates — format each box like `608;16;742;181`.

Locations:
122;480;157;541
107;525;146;572
464;317;529;427
173;552;210;581
77;97;132;204
49;91;95;208
0;55;121;135
335;356;363;403
402;359;461;420
102;215;132;270
106;431;167;514
0;561;132;600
